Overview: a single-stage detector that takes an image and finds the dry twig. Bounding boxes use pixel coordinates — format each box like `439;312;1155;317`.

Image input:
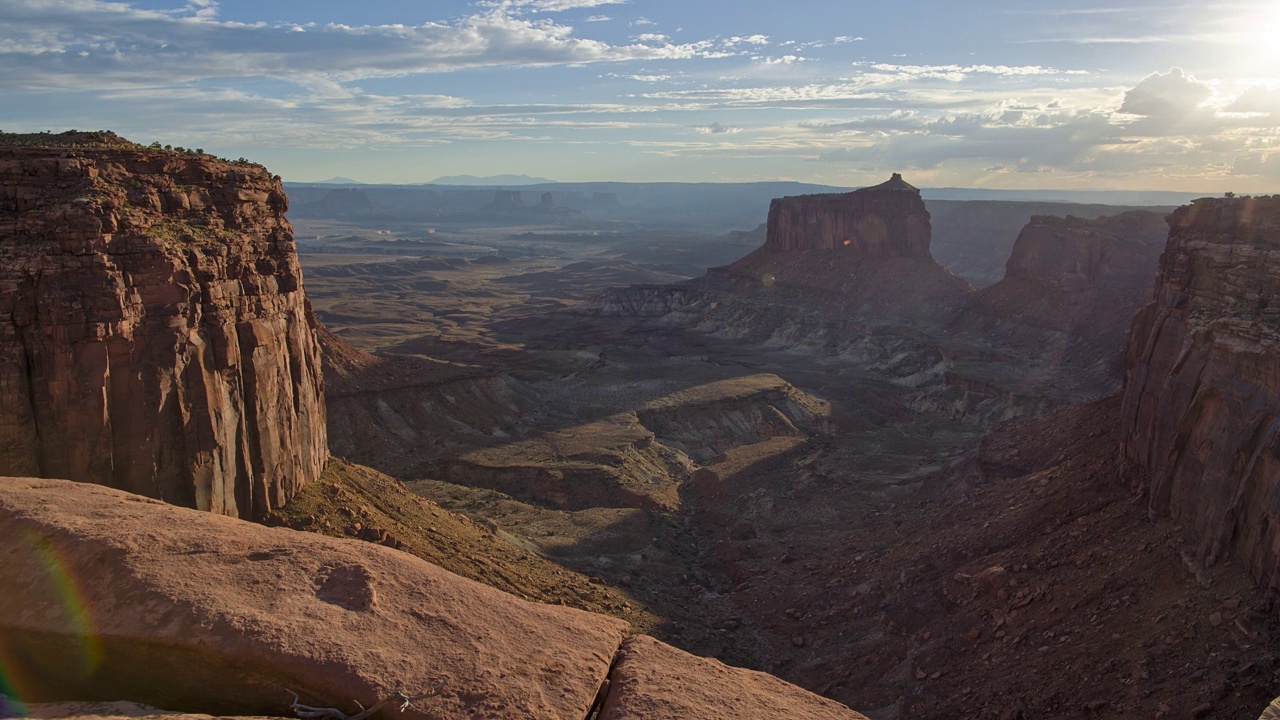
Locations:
287;688;437;720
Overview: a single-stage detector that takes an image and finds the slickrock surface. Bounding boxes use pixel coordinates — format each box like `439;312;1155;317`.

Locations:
1121;195;1280;587
599;635;865;720
0;476;626;720
16;701;285;719
0;476;867;720
0;132;326;519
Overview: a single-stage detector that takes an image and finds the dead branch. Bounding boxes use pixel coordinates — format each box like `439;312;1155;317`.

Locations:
287;688;437;720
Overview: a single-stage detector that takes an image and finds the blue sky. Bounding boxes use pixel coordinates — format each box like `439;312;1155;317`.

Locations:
3;0;1279;190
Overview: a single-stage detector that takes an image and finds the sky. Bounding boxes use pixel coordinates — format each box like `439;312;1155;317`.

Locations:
2;0;1280;191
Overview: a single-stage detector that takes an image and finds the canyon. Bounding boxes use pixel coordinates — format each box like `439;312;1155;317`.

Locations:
294;176;1280;718
3;131;1279;720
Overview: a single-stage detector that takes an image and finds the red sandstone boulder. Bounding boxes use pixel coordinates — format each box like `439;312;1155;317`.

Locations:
600;635;865;720
0;477;626;719
0;476;869;720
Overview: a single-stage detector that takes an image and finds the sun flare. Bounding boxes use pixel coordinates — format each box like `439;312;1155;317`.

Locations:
1242;2;1280;68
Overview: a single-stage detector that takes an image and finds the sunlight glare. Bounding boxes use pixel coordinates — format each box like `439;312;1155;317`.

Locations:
1245;3;1280;68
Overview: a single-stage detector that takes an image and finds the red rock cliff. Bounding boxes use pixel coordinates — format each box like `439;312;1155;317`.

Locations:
1120;195;1280;586
0;132;327;520
764;173;931;256
1003;211;1167;290
718;174;972;318
954;211;1167;376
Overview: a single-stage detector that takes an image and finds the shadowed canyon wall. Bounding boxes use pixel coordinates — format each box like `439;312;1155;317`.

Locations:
0;133;326;519
952;211;1167;386
1121;195;1280;587
764;173;931;256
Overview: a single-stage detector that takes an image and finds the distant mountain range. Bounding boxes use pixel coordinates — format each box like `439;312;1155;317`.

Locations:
429;174;556;186
288;177;1204;207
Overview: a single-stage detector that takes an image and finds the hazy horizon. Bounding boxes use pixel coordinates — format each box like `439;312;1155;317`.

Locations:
3;0;1279;193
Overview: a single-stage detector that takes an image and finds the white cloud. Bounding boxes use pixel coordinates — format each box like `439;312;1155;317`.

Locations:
1232;152;1280;179
692;122;741;134
855;62;1090;83
605;72;671;82
479;0;629;12
0;0;727;89
1225;85;1280;114
1119;67;1211;117
183;0;218;20
753;55;807;65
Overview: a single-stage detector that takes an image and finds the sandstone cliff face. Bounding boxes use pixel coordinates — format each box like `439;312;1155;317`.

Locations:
719;174;973;320
1003;212;1167;291
952;211;1167;386
1120;195;1280;587
766;173;930;256
0;132;326;520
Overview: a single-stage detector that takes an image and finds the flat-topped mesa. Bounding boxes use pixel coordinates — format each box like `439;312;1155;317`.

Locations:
715;174;972;318
765;173;931;256
1120;195;1280;587
0;131;327;520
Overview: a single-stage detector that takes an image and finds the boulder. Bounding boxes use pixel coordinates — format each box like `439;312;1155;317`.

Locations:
0;477;627;720
599;635;865;720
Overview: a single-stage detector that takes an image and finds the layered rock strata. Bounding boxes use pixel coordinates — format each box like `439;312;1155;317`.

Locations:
0;476;868;720
953;211;1167;383
765;173;931;255
0;132;326;519
590;175;972;332
1120;195;1280;586
721;174;972;314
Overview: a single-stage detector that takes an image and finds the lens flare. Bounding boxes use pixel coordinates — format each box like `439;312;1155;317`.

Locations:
0;531;103;707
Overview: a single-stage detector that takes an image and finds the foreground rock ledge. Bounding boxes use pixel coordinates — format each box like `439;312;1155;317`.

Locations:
601;635;860;720
0;477;867;720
